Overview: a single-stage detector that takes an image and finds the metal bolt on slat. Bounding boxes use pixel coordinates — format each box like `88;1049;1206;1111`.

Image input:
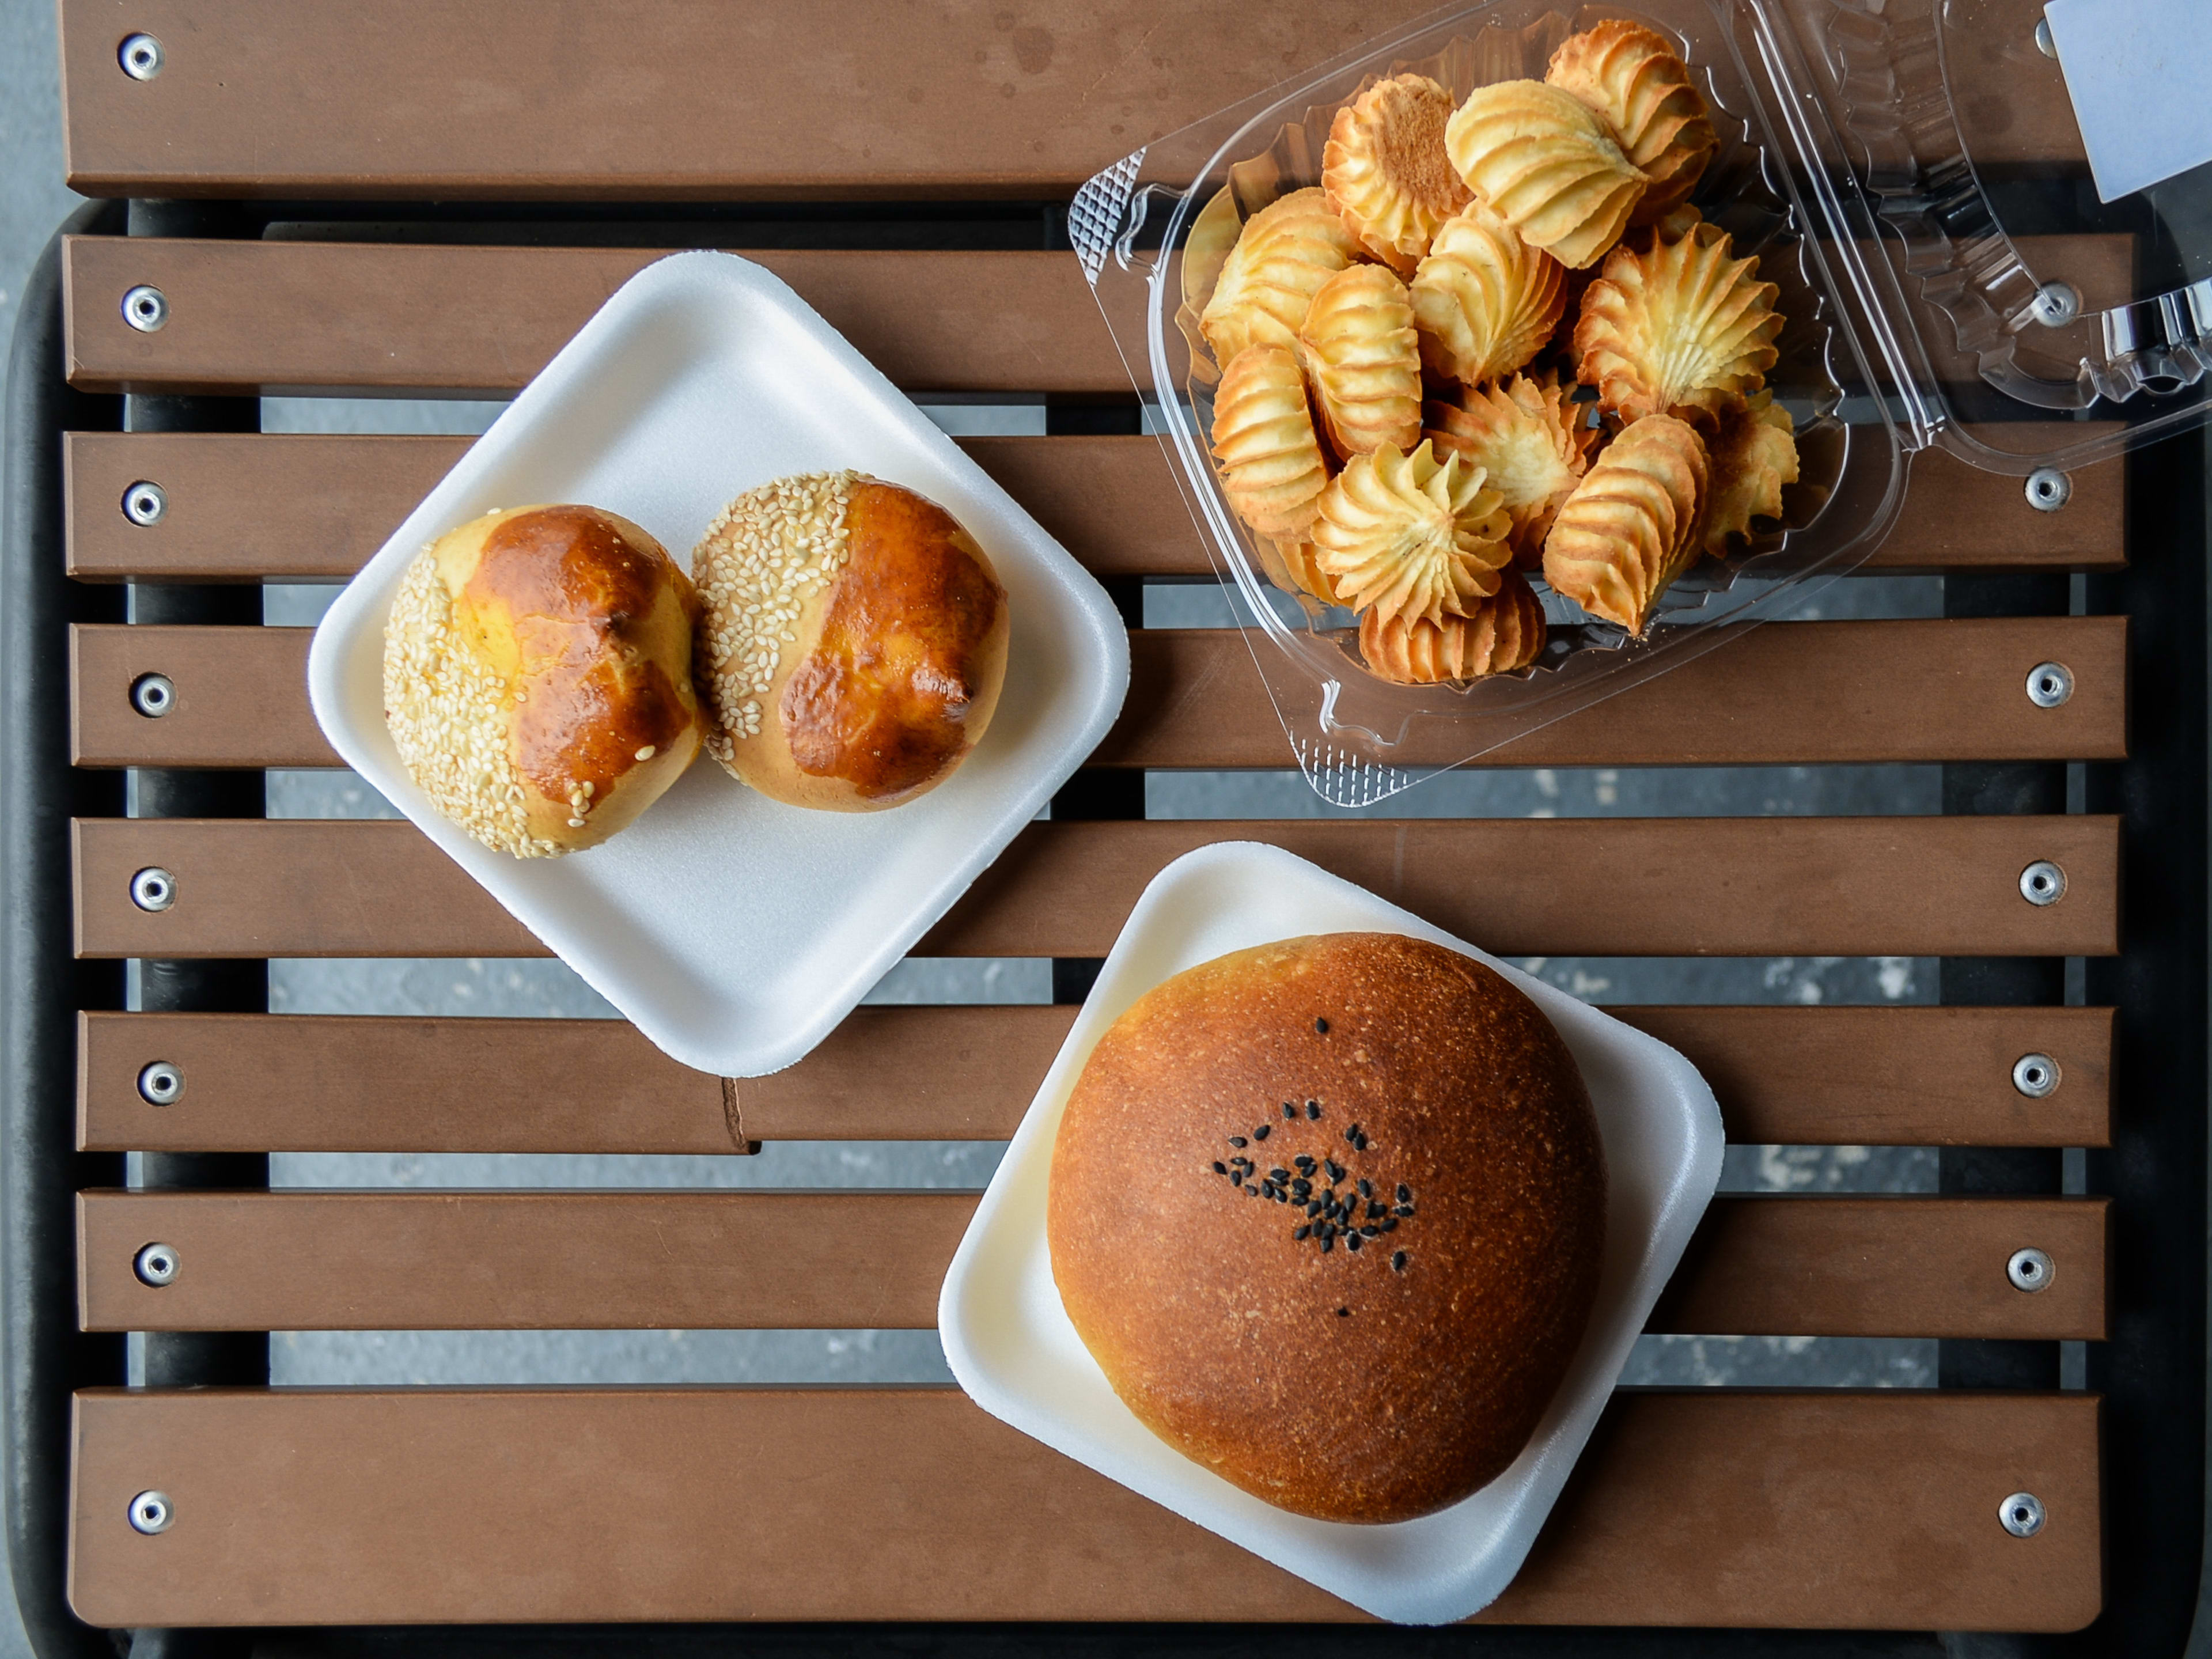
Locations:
2008;1247;2054;1293
2012;1053;2061;1098
129;867;176;912
2033;17;2056;56
130;673;174;718
122;285;168;332
2025;467;2071;512
122;481;166;525
134;1243;179;1287
2025;662;2073;708
2000;1491;2046;1537
127;1491;172;1535
2020;861;2066;906
118;34;164;79
137;1062;183;1105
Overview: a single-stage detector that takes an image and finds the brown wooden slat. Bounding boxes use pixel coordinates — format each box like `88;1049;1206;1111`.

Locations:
61;0;1474;201
69;616;2131;771
60;0;2085;202
73;816;2120;961
64;238;1122;397
74;1005;2117;1154
62;430;2127;584
62;234;2126;400
79;1190;2105;1340
68;1387;2101;1629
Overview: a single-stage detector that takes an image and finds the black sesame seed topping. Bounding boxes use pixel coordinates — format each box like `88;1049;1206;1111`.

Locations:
1316;1018;1330;1035
1253;1123;1270;1142
1396;1184;1411;1203
1359;1226;1378;1239
1336;1306;1350;1317
1306;1201;1322;1217
1368;1201;1387;1219
1270;1168;1289;1183
1382;1217;1399;1232
1295;1155;1316;1173
1325;1160;1344;1182
1357;1179;1372;1198
1228;1136;1247;1148
1343;1124;1358;1144
1320;1234;1334;1253
1393;1203;1414;1217
1392;1251;1408;1272
1211;1161;1226;1175
1244;1184;1257;1196
1346;1233;1363;1252
1306;1101;1321;1120
1354;1132;1369;1151
1295;1225;1312;1240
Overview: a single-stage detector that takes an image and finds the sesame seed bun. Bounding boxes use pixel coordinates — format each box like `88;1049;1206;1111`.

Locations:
692;473;1009;813
1047;931;1606;1524
382;505;702;857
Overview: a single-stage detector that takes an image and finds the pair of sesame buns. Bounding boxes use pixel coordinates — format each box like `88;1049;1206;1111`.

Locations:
381;477;1009;857
1202;19;1800;677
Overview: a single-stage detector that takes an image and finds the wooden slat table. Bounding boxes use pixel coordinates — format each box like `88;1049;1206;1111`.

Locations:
10;0;2190;1653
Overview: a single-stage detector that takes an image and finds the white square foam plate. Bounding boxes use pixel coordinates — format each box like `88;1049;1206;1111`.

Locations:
307;252;1130;1077
938;842;1724;1625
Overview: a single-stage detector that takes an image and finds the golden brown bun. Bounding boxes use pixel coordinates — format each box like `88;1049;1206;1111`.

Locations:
382;505;702;857
1048;932;1607;1524
694;474;1010;813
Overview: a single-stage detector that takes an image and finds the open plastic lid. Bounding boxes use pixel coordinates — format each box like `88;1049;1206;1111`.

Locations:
1792;0;2212;479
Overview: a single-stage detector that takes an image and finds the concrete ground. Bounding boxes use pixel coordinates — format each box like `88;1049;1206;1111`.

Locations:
0;1;2075;1649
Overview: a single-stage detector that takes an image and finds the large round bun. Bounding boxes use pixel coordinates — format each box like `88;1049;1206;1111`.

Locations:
692;473;1010;813
1047;931;1606;1524
382;504;702;857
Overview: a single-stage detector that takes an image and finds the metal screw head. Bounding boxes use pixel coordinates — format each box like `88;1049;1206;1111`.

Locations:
137;1061;183;1106
2025;662;2073;709
122;480;167;526
2025;467;2071;512
2030;281;2080;327
2000;1491;2046;1537
122;285;168;333
2019;861;2066;906
130;673;175;718
2012;1053;2061;1098
127;1490;173;1535
2008;1247;2055;1293
118;33;164;79
2032;15;2056;56
133;1243;179;1287
129;867;176;912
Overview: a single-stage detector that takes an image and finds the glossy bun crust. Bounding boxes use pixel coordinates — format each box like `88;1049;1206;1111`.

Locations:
1048;932;1607;1524
694;474;1009;813
382;505;702;857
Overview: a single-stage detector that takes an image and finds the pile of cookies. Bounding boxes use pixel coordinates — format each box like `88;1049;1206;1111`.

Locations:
1201;20;1801;686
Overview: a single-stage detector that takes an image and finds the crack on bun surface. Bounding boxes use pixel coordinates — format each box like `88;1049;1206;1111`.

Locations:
1047;931;1607;1523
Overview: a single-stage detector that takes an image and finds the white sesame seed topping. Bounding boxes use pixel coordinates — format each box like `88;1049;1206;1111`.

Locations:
690;471;857;770
634;745;656;762
381;546;564;858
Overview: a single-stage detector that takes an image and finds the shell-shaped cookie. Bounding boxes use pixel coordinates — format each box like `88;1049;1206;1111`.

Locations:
1542;412;1710;635
1443;80;1649;269
1701;391;1799;557
1547;21;1717;224
1199;188;1363;365
1299;264;1422;460
1359;570;1547;684
1425;374;1597;567
1574;221;1782;425
1408;199;1566;386
1210;346;1329;539
1322;73;1472;276
1312;440;1513;628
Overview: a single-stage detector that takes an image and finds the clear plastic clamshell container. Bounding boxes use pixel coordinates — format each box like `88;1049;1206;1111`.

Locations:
1073;0;2212;806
